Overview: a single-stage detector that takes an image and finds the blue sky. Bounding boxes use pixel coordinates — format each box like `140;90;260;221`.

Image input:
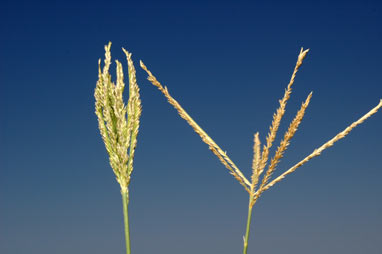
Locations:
1;0;382;253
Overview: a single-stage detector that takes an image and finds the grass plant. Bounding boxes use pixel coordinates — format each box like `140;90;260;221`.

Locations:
140;48;382;254
94;42;142;254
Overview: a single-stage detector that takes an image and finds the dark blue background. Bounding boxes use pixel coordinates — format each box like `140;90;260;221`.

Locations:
1;0;382;253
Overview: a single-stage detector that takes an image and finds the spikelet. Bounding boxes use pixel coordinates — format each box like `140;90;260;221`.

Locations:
140;60;251;192
257;99;382;194
257;48;309;177
250;132;261;193
94;42;142;193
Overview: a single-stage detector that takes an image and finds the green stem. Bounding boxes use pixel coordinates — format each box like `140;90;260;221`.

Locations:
243;196;254;254
121;190;131;254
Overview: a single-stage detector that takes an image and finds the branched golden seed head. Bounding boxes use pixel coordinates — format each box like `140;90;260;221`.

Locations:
141;47;381;205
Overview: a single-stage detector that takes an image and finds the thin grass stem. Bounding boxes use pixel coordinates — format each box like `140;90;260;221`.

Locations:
121;190;131;254
243;195;255;254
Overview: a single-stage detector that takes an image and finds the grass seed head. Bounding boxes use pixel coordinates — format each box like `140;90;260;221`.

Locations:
95;42;142;193
141;47;381;203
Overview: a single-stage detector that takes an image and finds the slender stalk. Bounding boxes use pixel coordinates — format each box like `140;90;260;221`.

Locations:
243;195;254;254
121;190;131;254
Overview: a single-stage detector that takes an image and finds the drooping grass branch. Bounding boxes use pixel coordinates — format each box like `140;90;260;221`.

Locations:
140;48;382;254
95;42;142;254
140;61;251;193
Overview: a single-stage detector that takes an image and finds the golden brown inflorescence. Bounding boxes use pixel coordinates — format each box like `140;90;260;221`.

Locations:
140;48;382;208
95;42;142;194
